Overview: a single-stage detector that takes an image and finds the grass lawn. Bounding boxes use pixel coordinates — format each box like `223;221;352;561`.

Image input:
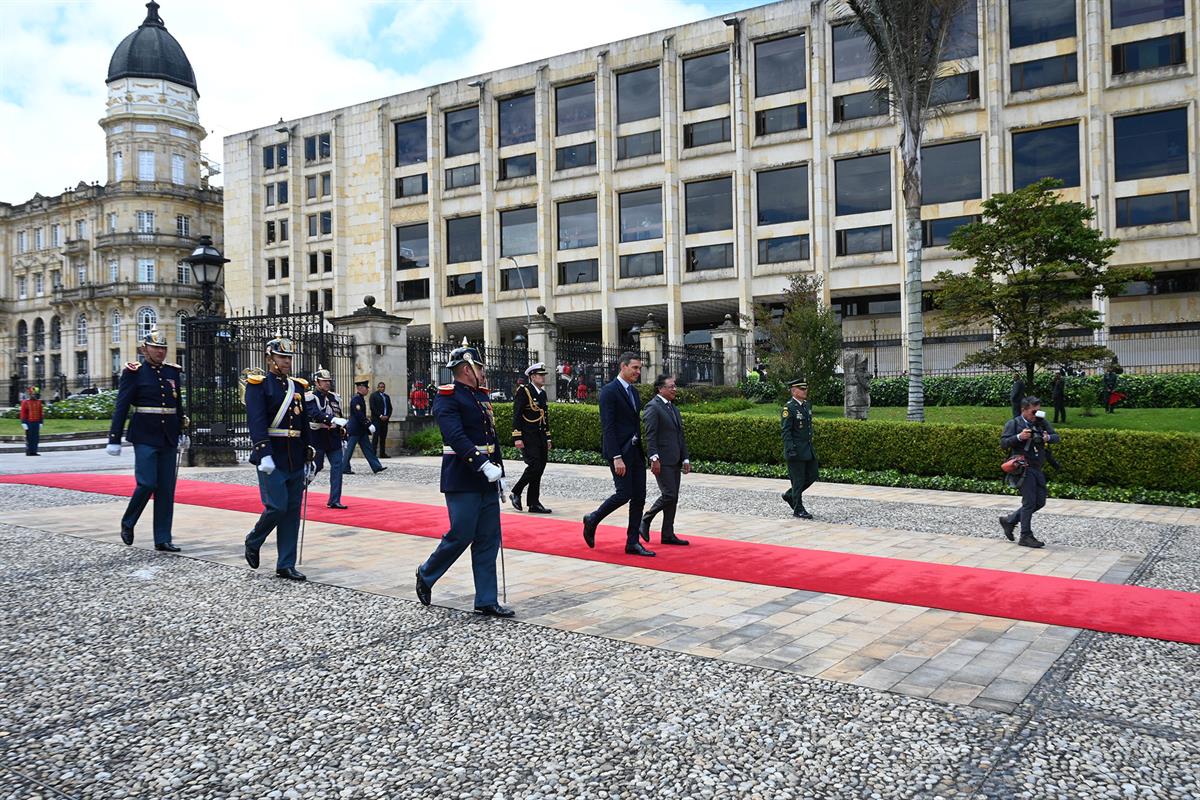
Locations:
733;403;1200;434
0;418;110;436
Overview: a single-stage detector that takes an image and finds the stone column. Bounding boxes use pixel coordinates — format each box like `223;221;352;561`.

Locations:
329;296;412;453
526;305;559;401
710;313;746;387
638;312;664;384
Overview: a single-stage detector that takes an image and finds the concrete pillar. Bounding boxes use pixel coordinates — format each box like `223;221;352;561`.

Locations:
478;84;499;347
711;313;746;386
426;92;447;340
526;304;559;401
638;312;664;384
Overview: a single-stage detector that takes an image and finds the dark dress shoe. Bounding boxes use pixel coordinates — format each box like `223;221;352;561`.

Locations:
474;603;515;618
343;470;356;475
120;526;134;546
582;515;597;548
327;502;348;509
793;510;814;520
154;542;181;553
244;538;260;570
639;518;651;542
373;466;388;474
1018;533;1045;549
661;535;689;546
625;542;656;557
999;516;1016;541
510;491;523;511
527;504;553;514
415;568;432;606
276;567;307;581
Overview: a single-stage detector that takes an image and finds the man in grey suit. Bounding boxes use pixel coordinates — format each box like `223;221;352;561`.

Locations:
999;396;1060;548
638;375;690;546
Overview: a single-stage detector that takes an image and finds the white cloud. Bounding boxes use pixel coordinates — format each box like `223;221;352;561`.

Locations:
0;0;726;203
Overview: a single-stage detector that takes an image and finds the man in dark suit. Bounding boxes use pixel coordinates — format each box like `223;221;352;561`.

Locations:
582;352;653;556
343;376;386;475
999;396;1060;548
639;374;690;546
369;381;393;457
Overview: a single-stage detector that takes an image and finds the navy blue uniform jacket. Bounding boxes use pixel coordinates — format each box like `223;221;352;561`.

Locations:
246;372;312;470
109;359;184;448
599;378;643;463
434;381;504;493
304;388;345;453
346;393;371;436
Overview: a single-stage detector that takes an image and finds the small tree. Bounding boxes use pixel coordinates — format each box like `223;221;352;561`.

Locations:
934;178;1145;385
752;274;843;403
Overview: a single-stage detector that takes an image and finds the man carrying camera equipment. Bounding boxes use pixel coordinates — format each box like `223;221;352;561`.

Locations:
999;396;1060;549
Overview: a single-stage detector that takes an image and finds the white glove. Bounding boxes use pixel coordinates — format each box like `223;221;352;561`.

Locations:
331;416;349;427
106;444;122;457
369;424;376;435
21;423;28;430
258;455;276;475
498;478;509;501
177;435;191;452
480;461;502;483
303;462;317;486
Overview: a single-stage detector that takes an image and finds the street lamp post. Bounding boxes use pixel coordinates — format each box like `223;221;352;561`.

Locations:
180;235;233;467
183;235;229;317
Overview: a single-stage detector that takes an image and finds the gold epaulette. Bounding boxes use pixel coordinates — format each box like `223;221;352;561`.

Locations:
293;377;309;389
124;361;141;372
246;373;265;385
165;362;181;369
438;384;455;395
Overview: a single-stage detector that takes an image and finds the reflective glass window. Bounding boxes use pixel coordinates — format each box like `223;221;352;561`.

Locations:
558;198;598;250
683;118;731;148
932;72;980;105
1011;124;1080;188
500;154;536;180
447;273;482;297
620;252;664;278
1009;0;1076;48
755;104;806;135
397;278;430;301
445;163;479;189
617;130;662;160
755;34;805;97
555;142;596;170
758;235;810;263
619;188;663;242
558;259;599;284
501;266;539;292
833;90;888;122
498;93;535;147
1116;191;1190;227
1111;0;1184;28
556;81;596;135
835;153;892;215
683;51;730;110
395;174;428;198
617;66;660;123
832;22;873;82
757;165;809;224
921;139;982;204
445;107;479;157
685;177;733;234
921;214;980;246
394;118;427;166
686;243;734;272
1112;33;1186;75
942;2;978;59
1011;54;1078;91
836;224;893;255
1114;109;1188;181
500;206;537;257
446;215;481;263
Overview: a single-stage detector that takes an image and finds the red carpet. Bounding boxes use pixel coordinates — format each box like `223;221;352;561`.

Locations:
6;472;1199;646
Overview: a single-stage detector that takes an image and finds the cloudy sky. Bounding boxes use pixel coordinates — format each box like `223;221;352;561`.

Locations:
0;0;753;204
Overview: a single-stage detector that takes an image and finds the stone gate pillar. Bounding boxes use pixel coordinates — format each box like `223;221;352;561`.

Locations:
526;305;559;401
638;312;664;384
329;296;411;453
710;313;747;387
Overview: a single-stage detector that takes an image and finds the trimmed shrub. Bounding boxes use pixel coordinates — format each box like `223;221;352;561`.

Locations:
2;390;117;420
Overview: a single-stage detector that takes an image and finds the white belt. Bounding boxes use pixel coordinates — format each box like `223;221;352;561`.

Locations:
267;428;302;438
443;444;495;454
132;406;175;415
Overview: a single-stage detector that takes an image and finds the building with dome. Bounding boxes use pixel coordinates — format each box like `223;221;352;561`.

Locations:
0;1;222;402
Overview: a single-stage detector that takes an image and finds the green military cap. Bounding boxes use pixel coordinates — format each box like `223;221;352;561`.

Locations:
789;379;808;389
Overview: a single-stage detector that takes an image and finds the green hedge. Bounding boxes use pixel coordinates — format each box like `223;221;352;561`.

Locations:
578;383;743;407
492;402;1200;493
1;390;118;420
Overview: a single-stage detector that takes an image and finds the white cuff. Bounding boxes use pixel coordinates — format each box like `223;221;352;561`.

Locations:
649;454;660;462
683;459;690;465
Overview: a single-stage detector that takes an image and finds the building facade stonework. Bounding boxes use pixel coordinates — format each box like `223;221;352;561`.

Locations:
222;0;1199;353
0;1;222;399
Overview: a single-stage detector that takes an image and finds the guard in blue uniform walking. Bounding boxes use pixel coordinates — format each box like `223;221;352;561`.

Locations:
414;343;515;617
243;336;316;581
304;368;350;508
107;328;189;552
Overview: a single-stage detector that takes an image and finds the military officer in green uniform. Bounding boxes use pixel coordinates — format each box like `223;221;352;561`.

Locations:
781;379;818;519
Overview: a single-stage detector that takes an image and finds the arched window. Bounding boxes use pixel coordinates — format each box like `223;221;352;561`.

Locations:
111;311;122;344
50;316;61;349
17;320;28;352
75;314;88;347
176;311;188;344
137;307;157;341
33;318;45;351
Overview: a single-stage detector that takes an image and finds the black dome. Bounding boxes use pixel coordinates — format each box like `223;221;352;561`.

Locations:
106;1;198;95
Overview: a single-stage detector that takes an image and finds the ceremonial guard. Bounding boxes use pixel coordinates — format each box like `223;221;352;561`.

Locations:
304;369;350;509
509;362;552;513
244;336;316;581
107;328;188;551
781;379;819;519
415;343;514;617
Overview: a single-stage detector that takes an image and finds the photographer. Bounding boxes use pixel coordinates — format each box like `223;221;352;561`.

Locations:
999;397;1060;549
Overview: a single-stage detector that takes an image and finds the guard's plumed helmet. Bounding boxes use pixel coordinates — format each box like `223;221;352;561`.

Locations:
446;337;485;370
312;368;333;382
143;328;168;347
266;336;296;357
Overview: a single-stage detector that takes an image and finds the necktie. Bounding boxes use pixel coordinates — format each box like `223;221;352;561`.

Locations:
627;384;638;410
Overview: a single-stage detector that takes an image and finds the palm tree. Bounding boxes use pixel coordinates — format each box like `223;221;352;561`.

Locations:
842;0;968;422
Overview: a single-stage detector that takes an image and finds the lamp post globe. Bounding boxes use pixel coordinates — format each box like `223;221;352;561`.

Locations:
183;234;229;317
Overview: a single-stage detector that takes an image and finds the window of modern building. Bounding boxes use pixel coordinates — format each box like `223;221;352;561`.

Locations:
1115;191;1190;227
500;154;536;180
266;221;277;244
395;173;428;198
138;150;155;181
556;81;595;135
447;272;482;297
559;258;599;285
304;132;331;162
836;224;893;255
758;234;810;264
558;197;598;250
620;251;664;278
319;211;332;235
323;289;333;312
1111;0;1185;28
617;130;662;160
501;265;539;292
321;173;331;196
323;251;333;272
447;215;481;263
445;163;480;189
833;89;889;123
941;2;979;59
265;184;276;206
1119;268;1199;296
835;153;892;215
755;104;807;136
500;206;538;257
833;293;902;317
266;296;277;316
832;21;873;82
262;143;287;169
395;223;429;269
555;142;596;170
1010;53;1078;91
137;258;155;282
921;139;982;204
306;175;318;199
397;278;431;302
267;258;276;281
1009;0;1076;48
277;180;289;204
307;215;317;237
932;72;980;105
755;34;806;97
308;290;319;312
445;107;479;157
171;153;185;185
279;257;290;278
921;214;980;246
1112;33;1186;75
686;243;734;272
1011;123;1080;188
499;93;536;147
1114;108;1187;181
280;294;291;315
685;176;733;234
394;117;427;166
683;117;731;148
619;188;663;242
308;252;319;275
617;66;660;123
683;50;730;110
757;165;809;225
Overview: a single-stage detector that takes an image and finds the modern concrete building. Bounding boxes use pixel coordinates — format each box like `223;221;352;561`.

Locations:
0;1;222;399
222;0;1199;356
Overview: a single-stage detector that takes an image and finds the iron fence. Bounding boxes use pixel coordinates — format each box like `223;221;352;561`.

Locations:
660;341;721;386
556;339;648;401
481;343;535;402
405;339;534;403
406;338;457;393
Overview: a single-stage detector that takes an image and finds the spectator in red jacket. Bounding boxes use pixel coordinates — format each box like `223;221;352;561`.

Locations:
20;387;44;456
575;381;589;402
410;382;431;417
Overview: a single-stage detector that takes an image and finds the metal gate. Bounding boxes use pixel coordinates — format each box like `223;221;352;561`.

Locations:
184;310;355;462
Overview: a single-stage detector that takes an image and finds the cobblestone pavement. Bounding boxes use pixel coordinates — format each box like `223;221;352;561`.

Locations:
1;454;1197;799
